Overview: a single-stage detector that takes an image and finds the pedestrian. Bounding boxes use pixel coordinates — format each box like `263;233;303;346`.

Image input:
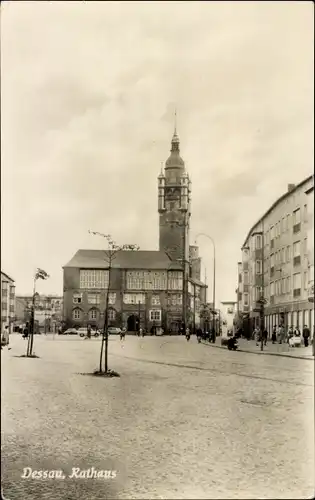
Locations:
262;328;268;346
255;327;261;346
87;325;91;339
272;325;277;344
120;327;126;341
196;327;202;343
302;325;310;347
139;328;143;338
22;326;29;339
294;326;301;337
185;327;191;341
278;325;285;344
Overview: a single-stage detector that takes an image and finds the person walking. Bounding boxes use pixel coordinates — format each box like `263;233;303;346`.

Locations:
302;325;310;347
87;325;91;339
262;327;268;346
272;325;277;344
196;327;202;343
255;327;261;347
278;325;285;344
185;327;191;342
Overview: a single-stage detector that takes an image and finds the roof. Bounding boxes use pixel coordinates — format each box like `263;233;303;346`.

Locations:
242;174;314;248
63;249;184;270
1;271;15;283
189;277;207;288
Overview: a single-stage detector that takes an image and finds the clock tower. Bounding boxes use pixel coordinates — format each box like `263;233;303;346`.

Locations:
158;125;191;264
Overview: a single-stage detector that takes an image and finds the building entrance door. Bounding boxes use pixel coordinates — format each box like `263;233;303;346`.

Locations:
127;315;139;332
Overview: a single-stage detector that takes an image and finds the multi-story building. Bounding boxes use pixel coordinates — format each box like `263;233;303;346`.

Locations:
237;175;314;335
16;294;63;331
305;184;314;326
63;125;207;332
1;271;16;337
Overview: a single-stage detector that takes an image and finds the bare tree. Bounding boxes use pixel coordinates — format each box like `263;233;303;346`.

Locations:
89;231;139;374
26;268;49;357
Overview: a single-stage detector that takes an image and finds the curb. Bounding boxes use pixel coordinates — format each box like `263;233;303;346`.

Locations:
201;341;314;361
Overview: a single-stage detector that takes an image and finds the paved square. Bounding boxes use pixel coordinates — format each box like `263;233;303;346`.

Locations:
1;334;314;499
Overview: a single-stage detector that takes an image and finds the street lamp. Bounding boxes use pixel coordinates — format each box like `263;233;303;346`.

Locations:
195;233;216;339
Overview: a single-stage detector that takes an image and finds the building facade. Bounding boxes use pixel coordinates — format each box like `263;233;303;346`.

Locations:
63;126;207;332
16;294;63;332
237;175;314;336
1;271;16;337
306;185;314;323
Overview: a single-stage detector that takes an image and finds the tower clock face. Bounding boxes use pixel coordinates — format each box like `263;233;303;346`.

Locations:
165;187;180;199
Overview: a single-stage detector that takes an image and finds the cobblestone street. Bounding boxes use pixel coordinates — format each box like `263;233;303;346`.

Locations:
1;334;314;499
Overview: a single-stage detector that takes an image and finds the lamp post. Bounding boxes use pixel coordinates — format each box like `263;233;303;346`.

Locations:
195;233;216;338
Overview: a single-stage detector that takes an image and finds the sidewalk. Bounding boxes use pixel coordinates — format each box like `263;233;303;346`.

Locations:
203;337;314;360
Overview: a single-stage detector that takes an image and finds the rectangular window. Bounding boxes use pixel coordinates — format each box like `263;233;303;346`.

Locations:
168;271;183;290
151;295;161;306
270;282;275;296
243;293;249;306
89;309;97;320
303;238;308;255
287;214;290;230
243;271;249;285
150;310;161;322
293;273;301;289
87;293;100;305
293;241;301;257
293;208;301;224
73;293;83;304
270;226;275;240
286;246;291;262
281;248;285;264
286;276;291;293
281;217;285;233
303;204;307;222
108;293;116;305
80;270;108;289
256;235;262;249
304;271;308;290
256;260;262;274
73;309;81;320
282;278;286;294
123;293;145;304
270;254;275;267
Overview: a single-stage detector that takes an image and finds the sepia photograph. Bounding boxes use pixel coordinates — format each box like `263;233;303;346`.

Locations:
1;1;314;499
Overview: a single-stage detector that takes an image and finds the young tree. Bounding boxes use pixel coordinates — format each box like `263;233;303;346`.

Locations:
89;231;139;374
27;268;49;357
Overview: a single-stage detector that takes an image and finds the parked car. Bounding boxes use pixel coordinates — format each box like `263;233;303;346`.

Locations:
60;328;78;335
78;328;100;338
107;327;122;335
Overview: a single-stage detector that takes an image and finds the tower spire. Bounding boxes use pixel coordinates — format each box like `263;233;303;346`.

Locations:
171;107;180;152
174;107;177;134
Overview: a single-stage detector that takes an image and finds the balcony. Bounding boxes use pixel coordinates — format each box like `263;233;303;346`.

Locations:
293;223;301;234
293;288;301;298
293;256;301;266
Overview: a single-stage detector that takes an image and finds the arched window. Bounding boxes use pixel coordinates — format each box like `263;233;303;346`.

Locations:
88;308;99;320
73;308;82;320
108;308;116;321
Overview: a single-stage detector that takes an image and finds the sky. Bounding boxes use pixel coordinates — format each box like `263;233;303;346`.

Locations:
1;1;314;304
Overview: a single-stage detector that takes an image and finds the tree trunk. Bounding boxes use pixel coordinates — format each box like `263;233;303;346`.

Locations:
104;265;112;373
99;259;112;373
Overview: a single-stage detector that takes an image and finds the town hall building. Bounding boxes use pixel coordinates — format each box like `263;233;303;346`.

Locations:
63;125;207;332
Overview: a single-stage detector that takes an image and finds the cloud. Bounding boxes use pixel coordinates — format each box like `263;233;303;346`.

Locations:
1;1;313;302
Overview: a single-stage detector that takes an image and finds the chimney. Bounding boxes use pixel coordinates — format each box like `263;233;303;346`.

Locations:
287;184;295;192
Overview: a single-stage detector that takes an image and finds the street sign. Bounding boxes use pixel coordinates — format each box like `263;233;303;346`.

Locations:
253;308;261;313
